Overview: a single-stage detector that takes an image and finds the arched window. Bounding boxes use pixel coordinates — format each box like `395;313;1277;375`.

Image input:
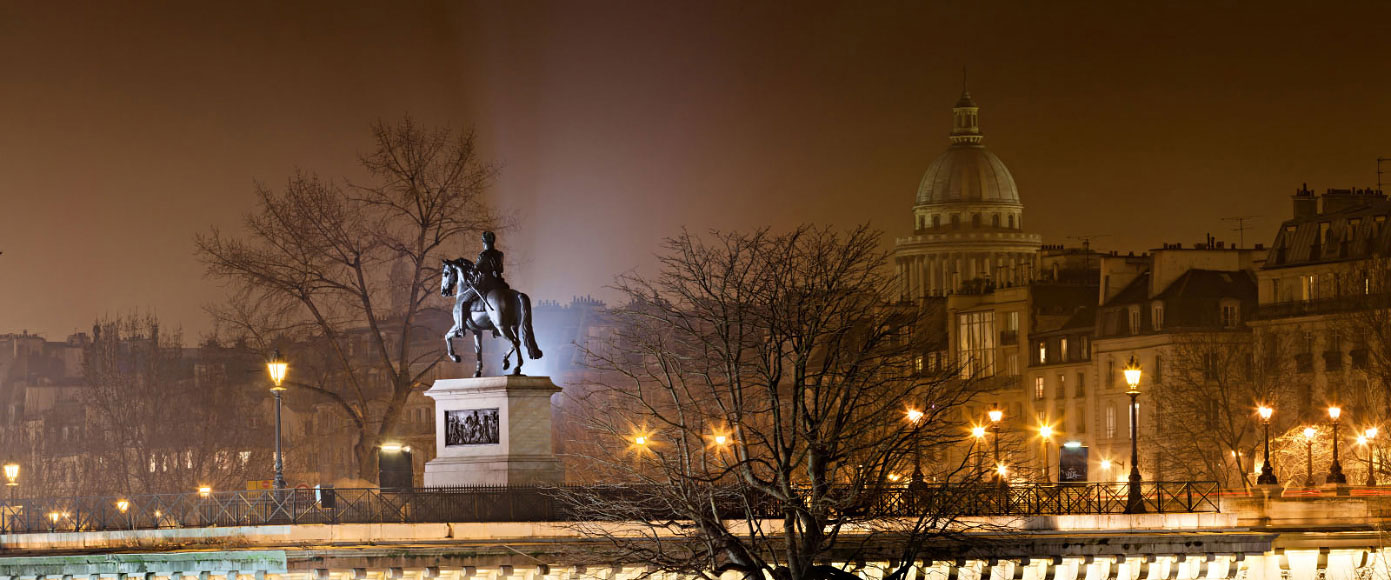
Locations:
992;214;1000;227
971;214;981;227
933;215;941;228
951;214;960;228
1008;214;1016;229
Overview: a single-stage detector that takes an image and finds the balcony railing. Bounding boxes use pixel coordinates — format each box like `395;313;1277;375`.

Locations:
0;482;1220;534
1255;293;1391;320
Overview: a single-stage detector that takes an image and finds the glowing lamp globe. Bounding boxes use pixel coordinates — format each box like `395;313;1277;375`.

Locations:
1123;356;1142;393
1330;406;1342;421
1258;406;1273;421
267;349;288;391
1303;427;1316;440
987;408;1003;423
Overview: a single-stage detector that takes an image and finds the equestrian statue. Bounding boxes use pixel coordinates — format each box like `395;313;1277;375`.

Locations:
441;231;543;377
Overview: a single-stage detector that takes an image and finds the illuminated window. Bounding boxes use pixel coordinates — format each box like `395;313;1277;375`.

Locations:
1151;302;1164;331
1060;337;1069;361
1106;406;1117;439
1038;341;1047;364
1034;376;1045;400
957;311;996;379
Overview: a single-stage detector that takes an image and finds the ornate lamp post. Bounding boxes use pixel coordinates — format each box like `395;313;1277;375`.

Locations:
1327;406;1347;485
267;349;289;491
971;426;986;478
1365;427;1379;487
3;463;17;502
1257;406;1278;485
1122;356;1146;514
1303;427;1317;486
1038;424;1054;483
906;408;925;484
988;405;1004;486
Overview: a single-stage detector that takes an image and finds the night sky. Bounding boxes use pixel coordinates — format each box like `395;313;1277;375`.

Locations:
1;1;1388;341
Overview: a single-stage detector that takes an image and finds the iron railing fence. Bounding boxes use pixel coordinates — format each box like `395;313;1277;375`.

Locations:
0;482;1219;534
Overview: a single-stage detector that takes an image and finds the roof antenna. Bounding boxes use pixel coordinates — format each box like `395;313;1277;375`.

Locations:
1221;216;1259;249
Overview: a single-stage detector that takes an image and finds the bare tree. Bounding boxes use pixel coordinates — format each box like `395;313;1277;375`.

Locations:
196;118;498;481
1154;330;1295;488
563;225;983;580
82;315;267;494
1324;257;1391;420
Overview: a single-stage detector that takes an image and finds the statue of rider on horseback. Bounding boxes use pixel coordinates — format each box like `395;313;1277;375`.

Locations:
441;231;543;377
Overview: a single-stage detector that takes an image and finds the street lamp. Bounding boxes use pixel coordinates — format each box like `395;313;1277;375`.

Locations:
1122;356;1146;514
1328;406;1347;485
906;408;925;483
1365;427;1379;487
1303;427;1317;486
971;426;987;478
1256;406;1278;485
1038;424;1055;482
988;405;1004;486
3;463;17;502
267;349;289;491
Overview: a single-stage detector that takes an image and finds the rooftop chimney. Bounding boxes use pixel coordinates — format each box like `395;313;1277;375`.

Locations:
1293;183;1317;219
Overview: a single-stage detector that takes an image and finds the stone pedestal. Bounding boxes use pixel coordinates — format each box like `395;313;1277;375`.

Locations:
423;375;563;487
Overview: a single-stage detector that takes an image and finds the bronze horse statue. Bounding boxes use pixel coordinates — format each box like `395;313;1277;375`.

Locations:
441;258;543;377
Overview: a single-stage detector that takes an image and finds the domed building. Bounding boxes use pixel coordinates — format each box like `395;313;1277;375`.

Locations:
894;87;1042;299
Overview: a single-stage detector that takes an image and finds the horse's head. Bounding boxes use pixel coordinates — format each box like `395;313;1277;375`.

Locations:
441;259;458;297
441;258;476;297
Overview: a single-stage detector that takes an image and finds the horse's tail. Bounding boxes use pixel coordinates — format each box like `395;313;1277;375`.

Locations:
516;291;543;360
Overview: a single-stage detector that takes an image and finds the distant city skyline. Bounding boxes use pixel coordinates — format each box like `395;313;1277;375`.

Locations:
1;1;1388;341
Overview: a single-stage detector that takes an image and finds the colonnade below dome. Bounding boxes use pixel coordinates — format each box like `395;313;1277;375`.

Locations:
896;249;1040;299
915;206;1023;233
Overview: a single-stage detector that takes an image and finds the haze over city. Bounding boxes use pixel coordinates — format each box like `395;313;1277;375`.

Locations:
7;3;1391;576
1;1;1388;340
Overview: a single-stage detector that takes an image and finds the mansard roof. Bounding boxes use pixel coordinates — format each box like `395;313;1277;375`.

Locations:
1266;197;1391;268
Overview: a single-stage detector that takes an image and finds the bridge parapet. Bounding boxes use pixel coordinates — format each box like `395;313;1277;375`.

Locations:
0;518;1265;579
0;482;1221;535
